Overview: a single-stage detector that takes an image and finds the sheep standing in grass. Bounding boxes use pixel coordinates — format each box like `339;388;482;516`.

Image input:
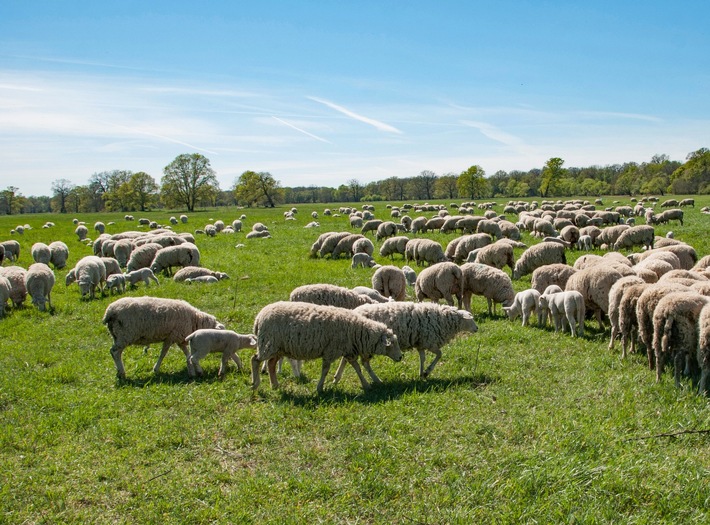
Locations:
100;257;122;277
565;265;625;330
75;224;88;241
538;291;585;337
0;275;11;316
613;225;655;251
94;221;106;234
126;242;163;272
103;297;225;379
352;237;375;256
351;253;376;269
125;268;160;288
512;242;567;280
1;240;20;262
289;283;376;309
379;236;409;259
331;234;365;260
465;241;515;271
415;262;463;308
0;266;27;307
607;275;645;350
697;303;710;395
460;263;515;316
318;232;352;258
632;245;697;270
48;241;69;269
332;302;478;382
372;265;408;301
113;240;133;268
106;273;126;294
503;289;541;326
69;255;106;300
31;243;51;265
185;329;257;378
401;265;417;286
617;283;652;358
530;263;577;294
251;301;402;393
150;243;200;276
411;239;446;266
24;263;54;312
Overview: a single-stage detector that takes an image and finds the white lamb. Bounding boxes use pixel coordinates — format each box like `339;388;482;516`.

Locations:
106;273;126;294
185;329;257;378
351;252;376;269
125;268;160;288
538;291;585;337
503;289;541;326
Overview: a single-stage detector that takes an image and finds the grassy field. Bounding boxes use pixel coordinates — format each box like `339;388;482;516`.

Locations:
1;197;710;524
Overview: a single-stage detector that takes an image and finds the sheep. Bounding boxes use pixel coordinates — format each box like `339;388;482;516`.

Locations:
349;215;364;229
289;283;376;309
532;218;557;238
460;262;515;316
150;243;200;276
100;257;122;277
465;241;515;271
318;232;352;258
69;255;106;300
410;216;428;234
361;219;384;236
24;263;55;312
94;221;106;234
530;263;577;293
185;329;257;378
0;275;11;317
456;216;485;234
538;291;585;337
607;275;645;350
631;245;696;270
1;240;20;262
31;243;51;265
124;268;160;288
372;265;408;301
565;265;626;330
352;237;374;256
595;225;630;248
423;217;446;232
512;242;567;280
103;296;224;379
106;273;126;294
185;276;219;284
351;252;376;269
538;285;564;326
498;220;522;240
401;265;417;287
559;225;580;247
503;289;541;326
653;208;684;226
376;221;399;241
415;262;463;308
250;301;402;393
333;302;478;382
697;303;710;395
613;225;655;251
452;234;492;264
379;236;409;259
331;234;365;260
351;286;391;303
617;282;654;358
652;291;709;387
309;231;339;257
112;239;133;268
411;239;446;266
0;266;28;307
660;199;679;208
48;241;69;270
633;258;675;280
126;242;163;272
75;224;89;241
172;266;229;283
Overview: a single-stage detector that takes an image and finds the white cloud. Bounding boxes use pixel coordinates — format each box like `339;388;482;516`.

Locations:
308;96;403;134
271;116;332;144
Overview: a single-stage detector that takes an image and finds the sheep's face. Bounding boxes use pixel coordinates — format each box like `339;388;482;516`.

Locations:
377;331;402;362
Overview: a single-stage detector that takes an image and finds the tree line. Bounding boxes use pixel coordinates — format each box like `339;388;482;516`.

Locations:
2;148;709;215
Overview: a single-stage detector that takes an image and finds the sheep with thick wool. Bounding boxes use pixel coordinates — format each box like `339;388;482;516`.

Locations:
372;265;408;301
460;262;515;316
251;301;402;393
565;264;625;330
185;329;257;378
607;275;645;350
112;239;133;268
0;275;11;317
452;234;492;263
613;225;655;251
0;240;20;262
331;234;365;259
415;262;463;308
0;266;27;307
634;245;697;270
289;283;376;309
126;242;163;272
24;262;55;312
530;263;577;294
503;289;541;326
465;241;515;271
48;241;69;269
617;282;653;358
512;242;567;280
539;291;585;337
68;255;106;300
379;236;409;259
150;243;200;276
595;225;630;248
696;303;710;395
318;232;351;258
351;286;391;303
31;242;51;265
103;296;225;379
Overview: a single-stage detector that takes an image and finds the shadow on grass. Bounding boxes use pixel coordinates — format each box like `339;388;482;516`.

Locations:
115;370;195;388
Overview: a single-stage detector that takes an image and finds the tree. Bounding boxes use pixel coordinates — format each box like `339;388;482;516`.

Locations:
347;179;364;202
0;186;20;215
540;157;565;198
233;171;283;207
670;147;710;194
51;179;74;213
161;153;220;211
411;170;438;200
435;174;459;199
457;165;488;199
89;170;132;211
122;171;159;211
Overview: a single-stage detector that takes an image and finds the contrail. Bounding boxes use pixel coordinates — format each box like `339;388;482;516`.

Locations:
308;96;402;134
102;121;220;155
272;116;332;144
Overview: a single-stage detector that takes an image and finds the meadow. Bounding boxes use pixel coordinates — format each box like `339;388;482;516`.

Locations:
1;197;710;524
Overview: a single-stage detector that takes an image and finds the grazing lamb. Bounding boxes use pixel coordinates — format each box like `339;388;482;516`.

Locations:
0;266;28;307
503;289;541;326
24;263;55;312
414;262;463;308
289;283;376;309
460;262;515;316
185;329;257;378
75;224;88;241
372;265;408;301
125;267;160;288
106;273;126;294
512;242;567;280
173;266;229;282
251;301;402;393
103;297;225;378
351;252;376;269
530;263;577;294
48;241;69;269
31;243;51;265
538;291;585;337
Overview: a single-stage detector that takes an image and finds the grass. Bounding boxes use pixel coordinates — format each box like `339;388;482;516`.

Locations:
1;197;710;523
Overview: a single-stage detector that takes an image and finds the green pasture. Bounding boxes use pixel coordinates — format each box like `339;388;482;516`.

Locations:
1;197;709;524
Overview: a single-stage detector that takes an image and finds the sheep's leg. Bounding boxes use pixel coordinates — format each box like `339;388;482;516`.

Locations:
316;359;334;394
110;344;126;379
152;341;172;374
567;310;577;338
673;350;684;388
250;354;261;389
577;307;585;337
190;355;204;377
595;310;604;331
229;350;244;372
417;349;427;377
267;357;279;389
332;357;349;384
442;291;455;307
699;367;709;396
462;293;472;313
288;358;302;377
361;357;383;385
487;298;493;317
177;342;195;377
422;349;442;378
608;326;617;349
346;357;371;391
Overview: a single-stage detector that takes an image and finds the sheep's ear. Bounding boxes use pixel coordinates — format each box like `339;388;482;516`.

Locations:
249;335;257;346
502;307;510;313
382;334;392;346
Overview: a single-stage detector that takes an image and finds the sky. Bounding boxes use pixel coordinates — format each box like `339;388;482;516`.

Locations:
1;0;709;197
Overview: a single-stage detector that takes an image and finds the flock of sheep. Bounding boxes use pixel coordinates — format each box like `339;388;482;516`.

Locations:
2;195;710;396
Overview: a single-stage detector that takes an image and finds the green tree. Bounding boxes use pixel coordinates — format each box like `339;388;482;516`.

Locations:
457;165;488;199
670;147;710;194
122;171;159;211
161;153;220;211
411;170;437;200
51;178;75;213
233;171;283;207
434;173;459;199
540;157;565;198
347;179;363;202
0;186;21;215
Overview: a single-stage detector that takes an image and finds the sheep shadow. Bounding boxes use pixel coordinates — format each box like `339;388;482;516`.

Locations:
115;370;195;388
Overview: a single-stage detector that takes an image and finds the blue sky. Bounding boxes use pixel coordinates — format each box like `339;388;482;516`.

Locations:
2;1;709;196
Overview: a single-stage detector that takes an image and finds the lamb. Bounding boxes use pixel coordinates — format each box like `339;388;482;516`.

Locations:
185;329;257;378
0;240;20;261
538;285;564;327
530;263;577;293
538;291;585;337
512;242;567;280
460;262;515;316
613;225;655;251
48;241;69;269
24;263;55;312
351;286;392;303
31;242;51;265
565;265;626;330
100;257;122;277
124;267;160;287
332;302;478;382
69;255;106;300
105;273;126;294
185;276;219;284
75;224;89;241
103;297;225;378
150;243;200;276
250;301;402;393
0;266;28;307
289;283;376;309
0;276;11;317
607;275;645;350
379;236;409;259
371;265;408;301
465;241;515;271
415;262;463;308
245;230;270;239
401;265;417;286
351;253;377;269
652;291;709;387
503;289;541;326
126;242;163;272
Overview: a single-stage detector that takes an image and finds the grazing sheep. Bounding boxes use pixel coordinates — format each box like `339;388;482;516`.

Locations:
0;266;28;307
565;265;625;330
697;303;710;395
69;256;106;300
596;225;630;248
351;286;391;303
617;283;654;358
476;219;503;240
460;263;515;316
530;263;577;293
47;241;69;270
24;263;55;312
370;265;407;301
75;224;89;241
410;216;428;234
653;208;684;226
465;241;515;271
401;265;417;286
185;329;257;378
559;225;580;247
31;243;51;265
351;252;376;269
503;289;541;326
407;239;446;266
94;221;106;234
607;275;645;350
125;268;160;288
100;257;122;277
334;302;478;381
106;273;126;294
451;234;492;264
1;240;20;262
659;269;708;284
173;266;229;283
660;199;679;208
633;257;675;280
539;291;585;337
318;232;352;258
126;242;163;272
415;262;463;308
251;301;402;393
150;243;200;276
679;198;695;207
512;242;567;280
204;224;217;237
289;283;376;309
352;237;375;256
103;297;224;378
613;225;655;251
331;234;365;260
361;219;384;236
112;239;133;268
0;275;11;317
379;236;409;259
376;221;399;241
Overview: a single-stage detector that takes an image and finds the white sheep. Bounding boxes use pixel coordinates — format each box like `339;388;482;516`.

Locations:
613;225;655;251
351;286;392;303
372;265;408;301
538;291;585;337
512;242;567;280
530;263;577;294
538;284;563;326
465;241;515;271
460;263;515;316
94;221;106;234
125;268;160;288
697;303;710;395
401;265;417;286
69;255;106;300
0;240;20;262
185;276;219;284
150;243;200;276
289;283;376;309
452;234;492;263
24;262;55;312
48;241;69;269
577;234;593;250
103;296;224;378
617;282;652;358
414;262;463;308
75;224;88;241
250;301;402;393
173;266;229;282
126;242;163;272
106;273;126;294
0;266;28;307
31;242;51;265
331;234;365;259
351;252;376;269
0;275;11;317
100;257;122;277
607;275;645;350
406;239;446;266
112;239;133;268
185;329;257;378
379;236;409;259
503;289;541;326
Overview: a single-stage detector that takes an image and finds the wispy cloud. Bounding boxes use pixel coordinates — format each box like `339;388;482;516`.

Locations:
272;116;332;144
102;121;220;155
308;96;403;134
461;120;537;156
575;110;663;123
